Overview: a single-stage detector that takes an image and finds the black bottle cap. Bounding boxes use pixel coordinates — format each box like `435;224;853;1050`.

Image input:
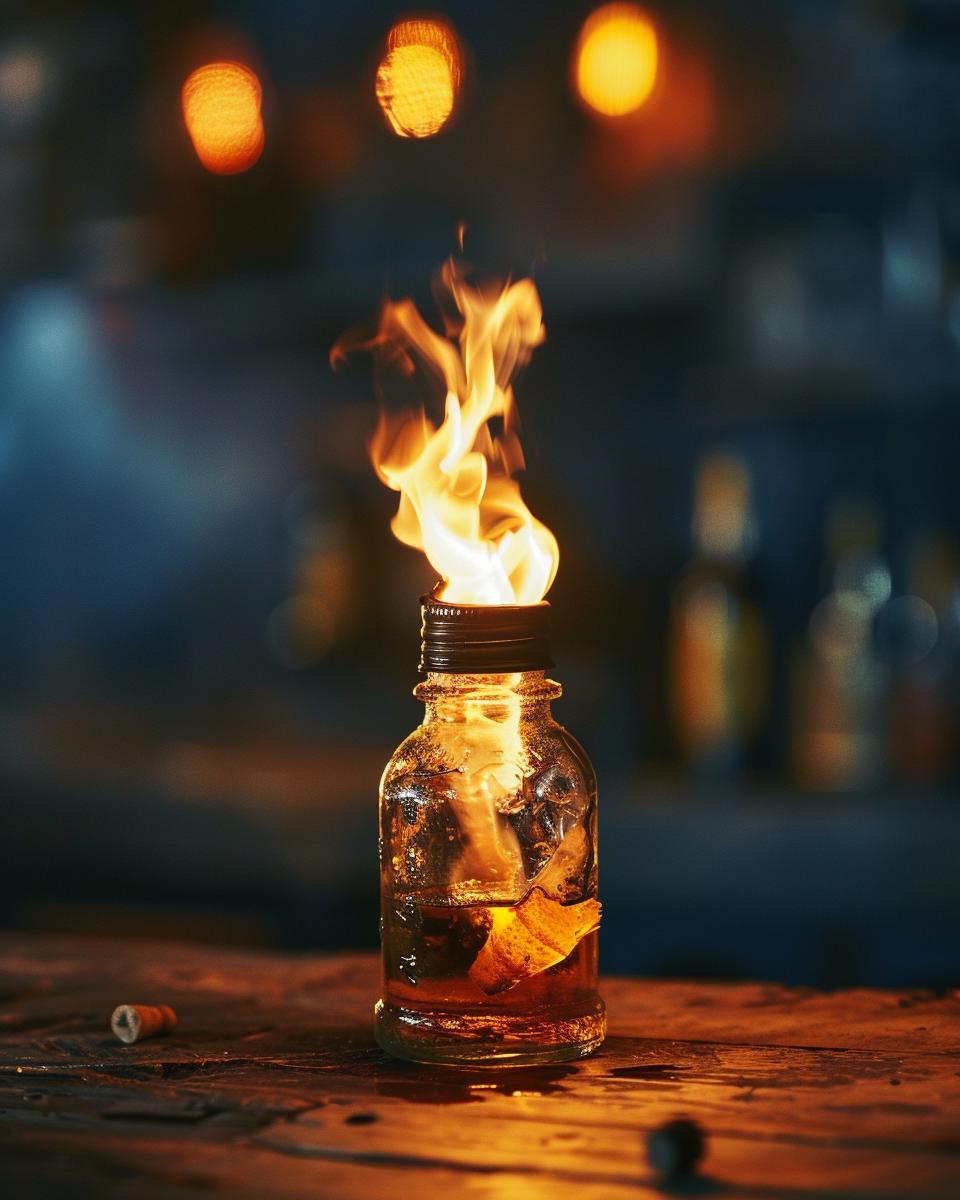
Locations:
419;592;553;674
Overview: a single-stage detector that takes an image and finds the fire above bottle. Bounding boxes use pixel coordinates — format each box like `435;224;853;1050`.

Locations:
332;257;558;606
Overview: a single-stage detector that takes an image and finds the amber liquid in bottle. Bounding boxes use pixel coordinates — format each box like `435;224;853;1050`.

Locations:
375;664;604;1066
380;901;601;1061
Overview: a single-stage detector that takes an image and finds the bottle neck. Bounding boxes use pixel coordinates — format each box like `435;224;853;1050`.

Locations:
414;670;561;722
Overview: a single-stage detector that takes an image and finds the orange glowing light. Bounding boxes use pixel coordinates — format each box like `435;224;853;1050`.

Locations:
181;61;264;174
333;259;558;605
375;18;462;139
575;4;658;117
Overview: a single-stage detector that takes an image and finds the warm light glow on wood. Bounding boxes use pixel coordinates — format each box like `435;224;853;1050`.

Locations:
375;18;462;139
575;4;658;117
181;61;264;174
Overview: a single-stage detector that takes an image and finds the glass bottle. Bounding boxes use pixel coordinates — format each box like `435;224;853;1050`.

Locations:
668;448;769;781
374;596;604;1066
790;497;889;791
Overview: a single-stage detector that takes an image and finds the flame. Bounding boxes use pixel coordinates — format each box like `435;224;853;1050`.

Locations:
375;18;462;139
574;4;658;118
181;61;264;175
335;259;558;605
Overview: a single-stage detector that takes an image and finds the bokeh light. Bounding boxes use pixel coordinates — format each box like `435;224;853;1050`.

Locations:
375;18;462;138
575;4;658;118
181;61;264;175
0;42;49;132
692;451;755;561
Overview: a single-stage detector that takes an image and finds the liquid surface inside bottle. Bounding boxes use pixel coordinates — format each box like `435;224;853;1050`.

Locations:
376;670;605;1066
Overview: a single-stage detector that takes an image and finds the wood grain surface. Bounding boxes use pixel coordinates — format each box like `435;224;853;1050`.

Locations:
0;935;958;1198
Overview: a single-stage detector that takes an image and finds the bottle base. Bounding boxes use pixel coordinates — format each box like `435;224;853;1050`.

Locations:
374;997;606;1067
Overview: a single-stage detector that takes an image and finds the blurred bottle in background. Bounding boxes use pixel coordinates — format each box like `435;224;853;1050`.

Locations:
267;480;360;669
668;449;769;782
885;530;960;788
790;497;889;792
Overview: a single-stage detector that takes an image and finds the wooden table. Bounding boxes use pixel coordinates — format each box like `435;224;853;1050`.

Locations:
1;936;958;1198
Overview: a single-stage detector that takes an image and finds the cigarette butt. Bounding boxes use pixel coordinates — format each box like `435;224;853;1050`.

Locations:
110;1004;178;1045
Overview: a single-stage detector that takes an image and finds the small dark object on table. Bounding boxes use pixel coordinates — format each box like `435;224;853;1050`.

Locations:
647;1118;706;1177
